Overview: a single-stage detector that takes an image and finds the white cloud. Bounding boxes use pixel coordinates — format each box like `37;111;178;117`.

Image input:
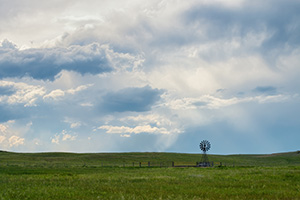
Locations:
43;84;93;101
0;135;5;143
98;112;183;139
0;81;46;106
8;136;24;147
43;89;65;100
51;130;77;144
0;0;299;154
98;125;171;135
0;123;25;148
122;114;165;126
120;134;131;138
80;102;93;107
164;94;292;110
121;113;182;132
70;122;81;129
63;118;82;129
66;84;93;94
0;124;7;132
62;133;77;141
51;134;60;144
26;121;33;127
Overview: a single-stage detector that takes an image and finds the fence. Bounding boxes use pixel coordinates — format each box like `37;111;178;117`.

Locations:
0;161;225;168
2;160;299;168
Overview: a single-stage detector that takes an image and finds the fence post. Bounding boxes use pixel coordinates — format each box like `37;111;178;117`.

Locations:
148;161;150;167
139;162;141;167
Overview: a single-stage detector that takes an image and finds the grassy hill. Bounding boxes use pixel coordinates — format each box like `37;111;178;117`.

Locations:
1;150;300;199
1;150;300;167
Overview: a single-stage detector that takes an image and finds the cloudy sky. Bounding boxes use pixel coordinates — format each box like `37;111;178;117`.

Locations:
0;0;299;154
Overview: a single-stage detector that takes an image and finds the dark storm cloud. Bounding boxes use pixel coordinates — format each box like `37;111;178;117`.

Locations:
0;42;113;80
253;86;277;95
100;86;163;112
183;0;300;50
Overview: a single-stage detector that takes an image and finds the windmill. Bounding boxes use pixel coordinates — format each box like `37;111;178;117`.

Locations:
199;140;211;167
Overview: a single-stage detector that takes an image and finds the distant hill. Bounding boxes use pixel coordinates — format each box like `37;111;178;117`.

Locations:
0;151;299;167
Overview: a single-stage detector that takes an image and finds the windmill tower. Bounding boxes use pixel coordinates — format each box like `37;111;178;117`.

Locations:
199;140;211;167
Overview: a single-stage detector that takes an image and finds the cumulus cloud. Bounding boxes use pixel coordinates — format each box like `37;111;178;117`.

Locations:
0;123;25;148
0;41;114;80
8;135;25;147
98;125;170;136
0;124;7;133
43;84;93;101
97;111;183;141
70;122;81;129
0;39;17;50
66;84;93;95
0;80;45;106
182;0;300;52
121;114;174;127
43;89;65;100
63;118;82;129
62;133;77;141
51;134;60;144
164;93;291;110
51;130;77;144
0;0;299;153
0;85;16;96
0;135;5;143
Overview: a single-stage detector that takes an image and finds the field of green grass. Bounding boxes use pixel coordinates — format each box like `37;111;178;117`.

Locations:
1;151;300;199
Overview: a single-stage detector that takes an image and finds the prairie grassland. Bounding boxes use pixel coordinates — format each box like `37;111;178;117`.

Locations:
0;151;300;199
1;166;300;199
1;151;300;167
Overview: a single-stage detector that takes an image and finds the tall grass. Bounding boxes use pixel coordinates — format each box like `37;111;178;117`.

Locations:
0;166;300;199
0;151;300;199
1;151;300;167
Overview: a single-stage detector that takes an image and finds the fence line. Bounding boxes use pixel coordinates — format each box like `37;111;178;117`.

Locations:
2;161;299;168
0;161;227;168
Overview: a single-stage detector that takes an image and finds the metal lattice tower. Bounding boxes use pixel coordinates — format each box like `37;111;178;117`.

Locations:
199;140;211;167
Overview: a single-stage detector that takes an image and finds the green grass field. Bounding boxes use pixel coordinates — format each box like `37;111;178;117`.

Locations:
1;151;300;199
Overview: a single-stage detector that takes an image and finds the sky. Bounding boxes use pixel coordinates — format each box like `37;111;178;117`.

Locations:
0;0;300;154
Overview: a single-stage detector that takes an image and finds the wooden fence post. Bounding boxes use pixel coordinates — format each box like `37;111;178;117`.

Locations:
148;161;150;167
139;162;141;167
